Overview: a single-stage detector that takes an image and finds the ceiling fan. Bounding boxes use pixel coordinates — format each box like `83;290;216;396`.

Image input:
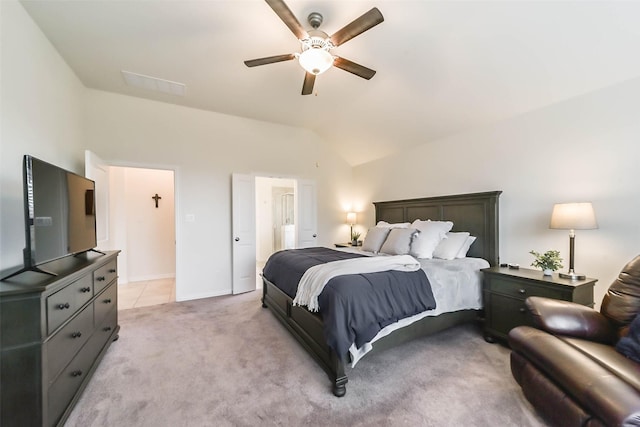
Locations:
244;0;384;95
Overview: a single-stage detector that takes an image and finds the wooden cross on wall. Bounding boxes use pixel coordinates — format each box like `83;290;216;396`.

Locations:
152;193;162;208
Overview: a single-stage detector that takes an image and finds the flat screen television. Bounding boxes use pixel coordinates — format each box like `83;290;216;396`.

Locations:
4;155;98;279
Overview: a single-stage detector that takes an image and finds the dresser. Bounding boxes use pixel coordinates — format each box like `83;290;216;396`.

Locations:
482;266;596;342
0;251;120;426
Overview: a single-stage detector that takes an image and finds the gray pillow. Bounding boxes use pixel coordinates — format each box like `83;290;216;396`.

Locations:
362;227;391;253
380;228;418;255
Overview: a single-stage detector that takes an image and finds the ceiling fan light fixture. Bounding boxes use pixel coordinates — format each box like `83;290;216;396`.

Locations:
244;1;384;94
298;48;334;75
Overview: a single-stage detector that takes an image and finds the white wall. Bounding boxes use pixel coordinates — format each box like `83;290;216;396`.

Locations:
0;1;352;294
11;0;635;309
0;0;86;275
83;90;353;301
354;76;640;308
108;166;175;283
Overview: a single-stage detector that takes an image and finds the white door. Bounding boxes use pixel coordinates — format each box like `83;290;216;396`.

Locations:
296;179;317;248
84;150;110;250
232;173;256;294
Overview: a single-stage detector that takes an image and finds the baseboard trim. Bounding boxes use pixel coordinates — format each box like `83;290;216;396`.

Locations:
127;273;175;283
176;288;232;302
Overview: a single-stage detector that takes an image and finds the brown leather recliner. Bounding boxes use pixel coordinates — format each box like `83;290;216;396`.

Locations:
509;256;640;427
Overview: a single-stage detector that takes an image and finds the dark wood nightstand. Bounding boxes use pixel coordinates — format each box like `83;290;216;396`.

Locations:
481;266;596;343
334;243;352;248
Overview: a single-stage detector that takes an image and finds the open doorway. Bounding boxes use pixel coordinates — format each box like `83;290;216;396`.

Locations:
255;177;296;288
232;174;316;294
109;166;176;309
86;151;177;308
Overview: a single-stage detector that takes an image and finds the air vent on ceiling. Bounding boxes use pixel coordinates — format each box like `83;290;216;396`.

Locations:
121;70;186;96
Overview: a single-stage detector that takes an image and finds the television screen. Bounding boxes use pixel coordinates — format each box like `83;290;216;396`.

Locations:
24;155;97;266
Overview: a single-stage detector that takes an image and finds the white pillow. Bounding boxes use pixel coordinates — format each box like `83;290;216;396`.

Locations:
376;221;411;229
433;232;471;260
409;219;454;259
362;227;391;253
455;236;477;258
380;228;418;255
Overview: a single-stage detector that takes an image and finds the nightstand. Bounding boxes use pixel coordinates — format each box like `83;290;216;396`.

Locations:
334;243;352;248
481;266;596;343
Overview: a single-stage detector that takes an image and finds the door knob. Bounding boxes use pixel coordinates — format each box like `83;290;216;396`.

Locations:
235;237;240;242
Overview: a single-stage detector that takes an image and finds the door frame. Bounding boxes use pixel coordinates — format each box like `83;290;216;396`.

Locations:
90;157;180;294
232;174;317;295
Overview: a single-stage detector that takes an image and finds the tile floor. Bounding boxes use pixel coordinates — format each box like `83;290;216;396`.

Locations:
118;278;176;310
119;262;265;310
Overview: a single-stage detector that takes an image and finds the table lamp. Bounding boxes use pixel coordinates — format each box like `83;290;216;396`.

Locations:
346;212;356;243
549;202;598;280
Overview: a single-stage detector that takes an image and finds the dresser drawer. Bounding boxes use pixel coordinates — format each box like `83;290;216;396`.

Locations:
47;275;94;334
47;341;97;427
95;282;117;327
84;307;117;364
94;259;117;293
46;304;94;385
487;277;566;301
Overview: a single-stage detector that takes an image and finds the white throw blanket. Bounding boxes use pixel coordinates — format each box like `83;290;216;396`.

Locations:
292;254;421;312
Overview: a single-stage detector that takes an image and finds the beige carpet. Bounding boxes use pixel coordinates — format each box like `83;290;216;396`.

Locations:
65;291;547;426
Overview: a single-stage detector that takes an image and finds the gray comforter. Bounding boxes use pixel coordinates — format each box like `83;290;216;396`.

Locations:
262;247;436;360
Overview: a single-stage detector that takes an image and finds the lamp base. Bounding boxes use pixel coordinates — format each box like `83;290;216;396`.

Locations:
559;271;586;280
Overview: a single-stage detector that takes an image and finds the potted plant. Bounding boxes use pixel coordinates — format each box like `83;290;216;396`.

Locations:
529;250;563;276
351;231;361;246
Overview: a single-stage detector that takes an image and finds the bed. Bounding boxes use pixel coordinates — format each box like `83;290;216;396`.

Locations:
261;191;501;396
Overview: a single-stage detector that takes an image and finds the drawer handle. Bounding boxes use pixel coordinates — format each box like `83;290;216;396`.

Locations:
104;326;112;332
519;307;526;313
80;287;91;293
96;276;106;282
104;298;112;304
57;302;70;310
518;289;526;294
108;268;116;273
71;370;83;377
71;331;82;338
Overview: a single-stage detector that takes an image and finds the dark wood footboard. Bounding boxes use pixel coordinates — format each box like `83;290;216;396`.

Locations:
262;277;348;397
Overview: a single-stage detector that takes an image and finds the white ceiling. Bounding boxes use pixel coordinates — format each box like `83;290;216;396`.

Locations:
21;0;640;165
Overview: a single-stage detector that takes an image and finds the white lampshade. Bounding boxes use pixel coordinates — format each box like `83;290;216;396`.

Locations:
346;212;356;225
298;48;334;75
549;202;598;230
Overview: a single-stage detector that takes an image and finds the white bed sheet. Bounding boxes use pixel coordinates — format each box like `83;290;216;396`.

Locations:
346;256;489;366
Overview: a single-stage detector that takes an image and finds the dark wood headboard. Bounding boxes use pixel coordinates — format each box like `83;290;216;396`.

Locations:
374;191;502;266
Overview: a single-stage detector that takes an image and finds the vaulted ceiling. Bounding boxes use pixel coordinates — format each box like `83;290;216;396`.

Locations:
21;0;640;165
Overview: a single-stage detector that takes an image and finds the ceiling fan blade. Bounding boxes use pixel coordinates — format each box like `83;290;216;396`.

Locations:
301;72;316;95
333;57;376;80
330;7;384;47
265;0;309;40
244;54;295;67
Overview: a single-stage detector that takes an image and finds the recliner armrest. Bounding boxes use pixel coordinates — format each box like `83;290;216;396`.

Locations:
526;296;615;344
